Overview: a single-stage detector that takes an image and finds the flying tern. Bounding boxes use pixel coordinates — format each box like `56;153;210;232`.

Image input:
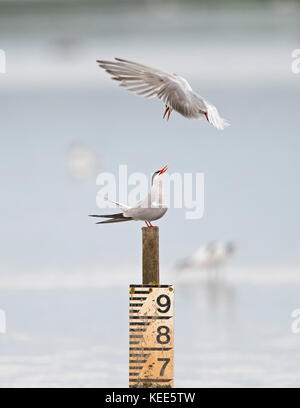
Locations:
89;165;168;227
97;57;230;130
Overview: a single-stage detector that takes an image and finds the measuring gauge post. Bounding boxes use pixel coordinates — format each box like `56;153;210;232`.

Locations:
129;284;174;388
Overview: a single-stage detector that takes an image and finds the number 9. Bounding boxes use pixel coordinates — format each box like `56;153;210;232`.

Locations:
156;294;170;313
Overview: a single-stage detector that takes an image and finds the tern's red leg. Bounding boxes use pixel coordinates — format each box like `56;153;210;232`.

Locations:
204;112;209;122
145;220;150;228
148;221;154;228
163;106;169;119
167;109;171;121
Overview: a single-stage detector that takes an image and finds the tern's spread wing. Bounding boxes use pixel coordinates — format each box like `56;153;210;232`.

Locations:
97;58;230;129
97;58;205;118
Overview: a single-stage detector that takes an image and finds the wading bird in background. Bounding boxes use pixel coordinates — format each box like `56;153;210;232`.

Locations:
89;165;168;227
177;241;235;274
97;58;230;130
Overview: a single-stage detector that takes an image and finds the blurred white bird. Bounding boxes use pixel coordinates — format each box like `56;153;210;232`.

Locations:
66;144;100;181
89;165;168;227
97;58;230;130
177;241;235;271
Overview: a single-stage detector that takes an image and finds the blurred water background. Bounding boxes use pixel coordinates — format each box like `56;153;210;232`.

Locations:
0;0;300;387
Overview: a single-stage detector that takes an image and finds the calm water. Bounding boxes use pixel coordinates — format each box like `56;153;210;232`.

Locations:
0;268;300;387
0;1;300;387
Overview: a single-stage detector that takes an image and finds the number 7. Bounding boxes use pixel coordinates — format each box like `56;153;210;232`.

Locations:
158;357;170;376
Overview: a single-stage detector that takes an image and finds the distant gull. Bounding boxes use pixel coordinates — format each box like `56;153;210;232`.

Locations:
97;58;230;130
177;241;235;271
89;165;168;227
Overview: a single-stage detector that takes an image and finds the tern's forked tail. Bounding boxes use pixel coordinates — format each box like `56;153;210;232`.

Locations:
205;103;230;130
89;213;133;224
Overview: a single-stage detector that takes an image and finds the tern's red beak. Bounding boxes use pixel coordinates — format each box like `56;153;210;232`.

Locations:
159;165;168;175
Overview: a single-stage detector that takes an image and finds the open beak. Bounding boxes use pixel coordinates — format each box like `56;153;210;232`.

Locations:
159;165;168;175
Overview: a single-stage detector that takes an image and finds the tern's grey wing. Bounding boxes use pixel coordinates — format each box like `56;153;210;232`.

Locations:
124;192;168;221
125;206;167;222
97;58;204;118
124;198;151;219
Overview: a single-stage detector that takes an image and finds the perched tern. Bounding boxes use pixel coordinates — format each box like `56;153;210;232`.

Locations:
97;57;230;130
89;165;168;227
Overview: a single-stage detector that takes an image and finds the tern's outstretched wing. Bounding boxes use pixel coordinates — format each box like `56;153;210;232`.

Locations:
97;57;206;119
97;58;229;128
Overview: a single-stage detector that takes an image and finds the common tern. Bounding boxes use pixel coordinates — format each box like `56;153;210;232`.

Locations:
97;57;230;130
89;165;168;227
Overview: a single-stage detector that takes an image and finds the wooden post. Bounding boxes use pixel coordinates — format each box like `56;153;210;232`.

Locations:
142;226;159;284
128;226;174;388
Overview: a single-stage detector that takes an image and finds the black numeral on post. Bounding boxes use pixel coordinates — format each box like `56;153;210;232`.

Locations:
156;294;170;313
158;358;170;376
156;325;170;344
